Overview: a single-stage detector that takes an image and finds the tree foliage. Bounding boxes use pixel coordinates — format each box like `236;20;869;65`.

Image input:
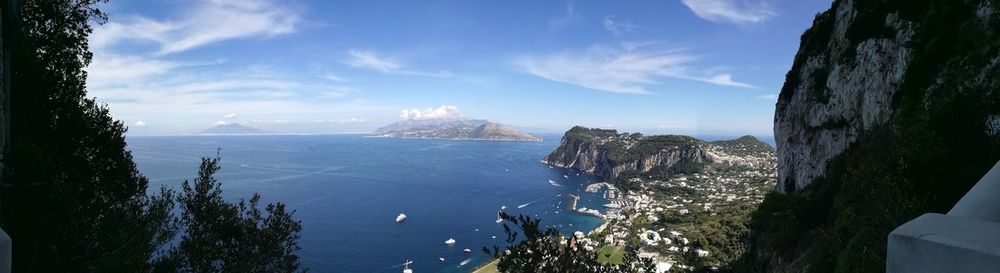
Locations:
0;1;305;272
155;156;305;273
1;0;175;272
484;212;655;273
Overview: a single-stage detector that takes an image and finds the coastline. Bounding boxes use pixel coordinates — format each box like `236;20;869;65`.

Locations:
371;135;544;142
469;165;612;273
469;259;499;273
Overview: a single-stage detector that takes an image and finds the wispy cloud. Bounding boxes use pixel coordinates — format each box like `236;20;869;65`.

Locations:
337;117;367;123
134;120;148;127
324;72;348;82
91;0;300;55
345;50;453;78
603;16;640;36
756;94;778;101
515;43;755;94
706;74;756;88
399;105;463;120
549;1;578;29
680;0;776;25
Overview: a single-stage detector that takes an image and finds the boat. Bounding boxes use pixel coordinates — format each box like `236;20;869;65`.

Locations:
463;249;472;253
402;260;413;273
563;175;569;179
445;238;456;245
438;257;445;262
395;213;407;223
495;210;503;224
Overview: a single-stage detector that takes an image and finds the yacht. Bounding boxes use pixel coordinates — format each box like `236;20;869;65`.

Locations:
395;213;407;223
444;238;456;245
402;260;413;273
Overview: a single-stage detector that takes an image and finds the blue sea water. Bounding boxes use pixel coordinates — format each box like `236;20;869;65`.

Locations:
128;134;609;273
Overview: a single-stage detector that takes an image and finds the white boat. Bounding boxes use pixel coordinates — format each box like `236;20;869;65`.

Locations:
495;210;503;224
463;249;472;253
445;238;456;245
563;175;569;179
438;257;445;262
402;260;413;273
491;235;497;239
395;213;407;223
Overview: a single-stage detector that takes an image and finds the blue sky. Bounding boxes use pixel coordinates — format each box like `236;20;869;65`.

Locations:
86;0;832;136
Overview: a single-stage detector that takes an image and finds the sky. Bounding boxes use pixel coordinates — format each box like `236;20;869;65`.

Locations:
86;0;833;136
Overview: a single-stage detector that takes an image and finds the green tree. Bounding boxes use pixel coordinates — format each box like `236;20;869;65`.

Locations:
1;0;176;272
0;1;306;273
154;156;305;273
484;212;654;273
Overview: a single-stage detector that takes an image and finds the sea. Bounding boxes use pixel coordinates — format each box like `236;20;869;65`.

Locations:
128;134;611;273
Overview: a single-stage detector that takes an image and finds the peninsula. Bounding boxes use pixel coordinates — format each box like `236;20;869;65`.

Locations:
373;118;541;142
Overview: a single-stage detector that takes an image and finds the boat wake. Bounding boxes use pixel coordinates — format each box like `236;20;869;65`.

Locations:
548;179;563;187
517;196;546;208
459;258;473;266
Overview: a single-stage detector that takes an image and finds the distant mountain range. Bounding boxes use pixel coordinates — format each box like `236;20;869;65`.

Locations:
373;118;542;141
199;123;266;135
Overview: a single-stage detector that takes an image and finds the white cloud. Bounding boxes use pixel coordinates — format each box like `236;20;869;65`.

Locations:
603;16;639;36
86;54;181;87
515;43;755;94
90;0;300;55
705;74;756;88
337;117;366;123
345;50;453;78
223;113;238;119
756;94;778;101
346;50;401;73
215;120;228;125
399;105;463;120
135;120;147;127
549;1;578;29
324;73;348;82
680;0;776;25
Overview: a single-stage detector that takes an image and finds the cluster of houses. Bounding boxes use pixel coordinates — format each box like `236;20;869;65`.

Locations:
567;146;777;272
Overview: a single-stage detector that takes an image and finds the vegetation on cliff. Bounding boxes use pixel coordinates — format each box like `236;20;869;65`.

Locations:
0;1;305;272
534;127;777;271
740;1;1000;272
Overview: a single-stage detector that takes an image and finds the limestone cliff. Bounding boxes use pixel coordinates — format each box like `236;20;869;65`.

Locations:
774;0;916;193
542;126;774;182
744;0;1000;272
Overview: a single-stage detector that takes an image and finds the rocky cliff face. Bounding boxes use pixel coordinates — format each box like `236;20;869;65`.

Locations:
774;0;916;193
543;126;774;181
745;0;1000;272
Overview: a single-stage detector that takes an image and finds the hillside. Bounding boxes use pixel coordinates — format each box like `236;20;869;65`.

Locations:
542;126;778;269
542;126;774;182
199;123;266;135
740;0;1000;272
373;118;541;141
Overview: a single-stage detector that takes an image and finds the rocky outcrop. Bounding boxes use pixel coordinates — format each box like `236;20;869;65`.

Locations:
774;0;915;192
745;0;1000;272
374;118;541;142
543;126;774;181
